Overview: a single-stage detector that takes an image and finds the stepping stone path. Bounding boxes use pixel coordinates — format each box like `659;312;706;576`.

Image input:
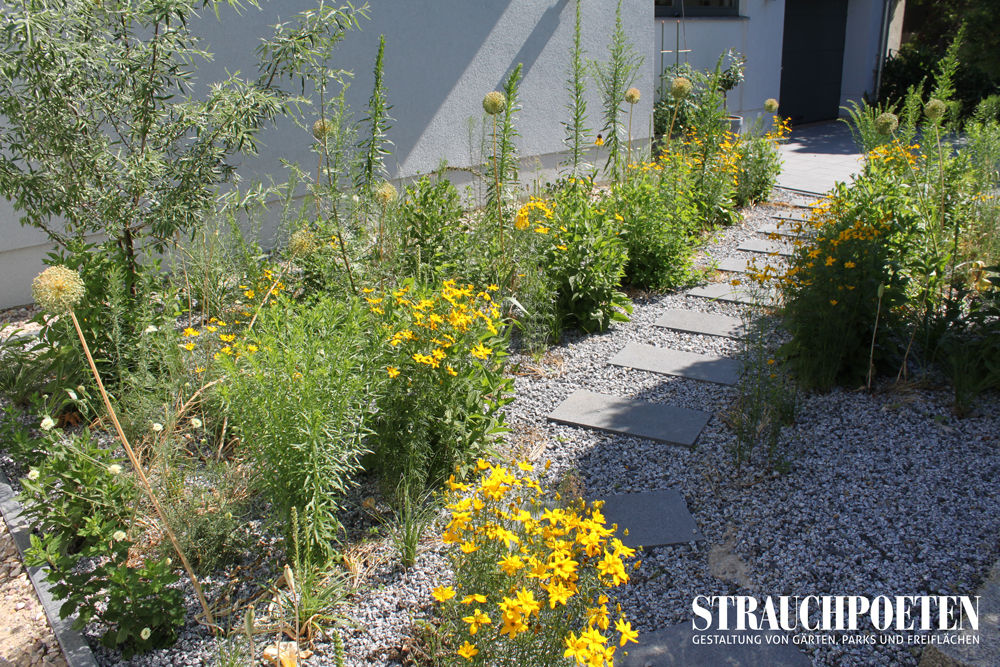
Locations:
609;342;742;385
654;309;744;339
596;490;703;548
619;625;810;667
685;282;776;306
549;390;710;447
544;199;819;663
736;237;796;257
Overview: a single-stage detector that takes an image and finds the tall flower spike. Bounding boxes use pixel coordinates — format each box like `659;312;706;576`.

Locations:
482;91;506;115
624;87;640;104
924;98;946;121
875;112;899;135
670;77;693;100
375;181;398;206
32;265;85;315
288;229;318;258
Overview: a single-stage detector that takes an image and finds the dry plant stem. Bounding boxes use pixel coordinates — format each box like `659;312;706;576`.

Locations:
316;140;357;294
667;102;680;145
246;263;291;333
867;288;883;391
626;106;633;179
68;310;216;630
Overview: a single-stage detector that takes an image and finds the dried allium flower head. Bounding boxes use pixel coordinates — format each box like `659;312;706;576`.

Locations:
764;98;779;113
482;91;506;115
375;181;398;206
670;77;693;100
924;98;946;121
312;118;332;140
624;87;641;104
875;112;899;135
32;265;85;315
288;229;318;258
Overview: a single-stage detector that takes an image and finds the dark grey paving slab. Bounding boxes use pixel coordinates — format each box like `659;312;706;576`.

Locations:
653;309;745;339
919;559;1000;667
758;221;812;238
594;490;702;548
0;471;99;667
714;256;751;273
686;282;776;306
619;624;810;667
609;342;742;385
770;210;811;223
547;390;710;447
737;237;796;257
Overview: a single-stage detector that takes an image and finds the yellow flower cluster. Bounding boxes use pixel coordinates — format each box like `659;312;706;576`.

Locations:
866;140;920;170
369;280;502;380
514;198;554;231
436;460;639;665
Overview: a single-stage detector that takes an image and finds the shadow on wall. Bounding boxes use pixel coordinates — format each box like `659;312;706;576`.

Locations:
784;119;860;155
197;0;572;182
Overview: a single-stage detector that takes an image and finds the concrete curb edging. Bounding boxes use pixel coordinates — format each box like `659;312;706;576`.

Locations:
0;469;99;667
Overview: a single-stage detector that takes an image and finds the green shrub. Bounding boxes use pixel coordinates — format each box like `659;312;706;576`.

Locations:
218;296;374;556
541;180;631;332
610;163;699;290
366;279;513;490
732;117;788;207
21;431;184;657
392;174;469;281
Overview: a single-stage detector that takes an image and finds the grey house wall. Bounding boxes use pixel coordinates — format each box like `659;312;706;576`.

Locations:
0;0;653;308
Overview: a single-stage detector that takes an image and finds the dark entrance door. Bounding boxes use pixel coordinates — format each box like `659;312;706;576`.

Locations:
779;0;849;125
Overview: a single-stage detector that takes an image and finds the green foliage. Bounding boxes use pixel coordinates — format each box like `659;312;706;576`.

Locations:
543;181;631;332
358;34;393;194
609;160;699;290
592;0;642;182
21;431;184;657
219;296;374;556
367;280;513;490
392;174;469;281
732;117;787;207
781;176;917;390
562;0;591;176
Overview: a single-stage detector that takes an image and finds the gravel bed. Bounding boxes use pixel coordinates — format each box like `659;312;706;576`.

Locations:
5;190;1000;666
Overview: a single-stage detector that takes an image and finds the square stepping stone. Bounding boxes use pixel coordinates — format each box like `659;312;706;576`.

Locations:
685;282;776;306
758;221;812;238
771;210;811;222
714;256;751;273
595;490;702;548
609;342;742;385
653;309;744;339
619;624;810;667
547;390;710;447
737;238;796;257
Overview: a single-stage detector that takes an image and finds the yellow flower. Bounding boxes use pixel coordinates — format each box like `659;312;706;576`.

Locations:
387;366;400;378
616;617;639;646
470;343;493;360
244;289;255;299
594;134;604;146
460;541;479;553
461;593;488;605
534;225;549;234
432;586;456;602
844;261;856;268
182;327;200;337
499;555;525;576
825;256;836;266
456;641;478;660
462;608;492;635
219;333;235;343
830;299;838;306
446;365;457;376
183;342;196;351
195;367;206;374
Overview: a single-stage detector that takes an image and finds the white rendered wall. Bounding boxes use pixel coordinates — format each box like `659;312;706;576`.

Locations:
0;0;654;308
840;0;885;110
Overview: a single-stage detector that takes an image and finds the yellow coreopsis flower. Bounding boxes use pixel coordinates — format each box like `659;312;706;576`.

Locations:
432;586;456;602
456;641;478;660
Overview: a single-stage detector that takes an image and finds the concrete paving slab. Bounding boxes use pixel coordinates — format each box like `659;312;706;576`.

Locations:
714;256;751;273
919;559;1000;667
653;309;744;339
737;238;796;257
619;624;810;667
686;282;776;306
609;342;742;385
548;390;710;447
594;490;702;549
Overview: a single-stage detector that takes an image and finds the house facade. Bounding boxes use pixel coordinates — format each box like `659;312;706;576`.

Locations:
0;0;901;308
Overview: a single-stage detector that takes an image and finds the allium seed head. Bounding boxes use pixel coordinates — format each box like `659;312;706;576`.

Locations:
482;91;506;115
288;229;318;258
312;118;332;140
924;98;946;121
764;98;779;113
624;87;641;104
875;112;899;135
670;77;693;100
375;181;398;206
32;265;85;315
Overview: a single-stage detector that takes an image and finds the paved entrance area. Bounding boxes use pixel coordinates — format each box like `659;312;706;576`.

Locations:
777;120;862;195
